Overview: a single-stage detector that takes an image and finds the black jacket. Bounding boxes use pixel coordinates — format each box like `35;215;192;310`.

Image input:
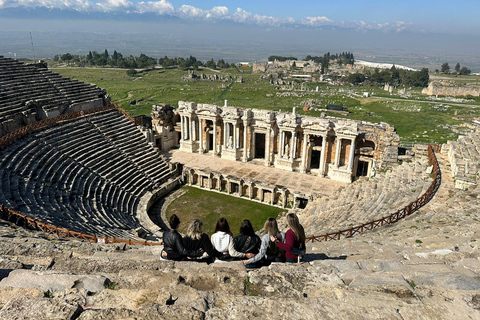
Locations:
163;230;202;260
233;234;261;254
183;233;222;258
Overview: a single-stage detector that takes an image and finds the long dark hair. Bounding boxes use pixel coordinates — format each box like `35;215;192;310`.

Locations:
214;217;233;236
239;219;255;236
169;214;180;230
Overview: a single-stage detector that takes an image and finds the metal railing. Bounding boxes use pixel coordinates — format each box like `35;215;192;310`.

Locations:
0;103;441;245
306;144;441;242
0;205;161;246
0;102;158;246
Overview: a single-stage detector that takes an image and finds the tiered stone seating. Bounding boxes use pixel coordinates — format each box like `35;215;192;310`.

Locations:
301;156;431;235
0;56;107;137
447;129;480;189
0;109;172;239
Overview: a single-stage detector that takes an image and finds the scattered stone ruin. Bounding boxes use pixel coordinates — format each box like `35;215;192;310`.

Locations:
182;70;243;83
0;56;109;137
150;101;400;184
422;80;480;97
1;58;480;319
446;126;480;189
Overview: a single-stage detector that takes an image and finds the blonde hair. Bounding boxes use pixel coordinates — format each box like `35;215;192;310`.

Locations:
186;219;203;240
286;213;305;243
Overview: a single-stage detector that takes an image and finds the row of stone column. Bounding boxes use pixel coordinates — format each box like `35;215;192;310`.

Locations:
180;116;356;175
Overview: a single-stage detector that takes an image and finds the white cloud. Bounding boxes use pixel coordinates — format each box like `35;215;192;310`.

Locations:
135;0;174;14
0;1;414;33
3;0;92;10
232;8;251;23
96;0;132;12
207;6;228;19
301;16;333;26
177;4;205;19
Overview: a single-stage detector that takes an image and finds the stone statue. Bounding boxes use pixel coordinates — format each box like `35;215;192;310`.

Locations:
284;143;290;158
229;135;233;148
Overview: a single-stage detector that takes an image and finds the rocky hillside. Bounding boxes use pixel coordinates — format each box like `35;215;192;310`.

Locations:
0;153;479;319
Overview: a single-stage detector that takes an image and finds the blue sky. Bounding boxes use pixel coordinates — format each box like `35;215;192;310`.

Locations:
0;0;478;34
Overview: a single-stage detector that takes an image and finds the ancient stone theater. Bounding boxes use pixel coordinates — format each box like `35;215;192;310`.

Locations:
150;101;400;184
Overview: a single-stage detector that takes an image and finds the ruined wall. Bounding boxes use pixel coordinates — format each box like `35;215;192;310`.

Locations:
422;81;480;97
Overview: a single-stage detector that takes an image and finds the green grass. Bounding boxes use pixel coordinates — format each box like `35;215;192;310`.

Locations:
51;65;480;144
165;186;285;236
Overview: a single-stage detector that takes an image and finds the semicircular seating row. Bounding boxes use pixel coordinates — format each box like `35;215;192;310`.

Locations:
0;56;105;122
301;156;432;235
0;110;172;239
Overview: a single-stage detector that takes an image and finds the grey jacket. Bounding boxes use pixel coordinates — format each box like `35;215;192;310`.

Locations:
246;232;285;264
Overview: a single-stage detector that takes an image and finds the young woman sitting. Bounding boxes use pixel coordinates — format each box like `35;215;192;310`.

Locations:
211;218;254;261
161;214;203;261
272;213;306;263
183;219;222;263
243;217;285;268
233;219;261;257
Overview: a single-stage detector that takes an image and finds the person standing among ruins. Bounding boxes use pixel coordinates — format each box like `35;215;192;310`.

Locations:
272;213;306;263
183;219;222;263
243;217;285;268
161;214;203;261
211;218;254;261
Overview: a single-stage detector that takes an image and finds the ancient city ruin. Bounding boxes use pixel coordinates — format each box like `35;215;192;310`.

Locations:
150;101;399;184
0;57;480;319
422;80;480;97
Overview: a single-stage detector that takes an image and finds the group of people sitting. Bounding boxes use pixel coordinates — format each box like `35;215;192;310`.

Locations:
161;213;306;268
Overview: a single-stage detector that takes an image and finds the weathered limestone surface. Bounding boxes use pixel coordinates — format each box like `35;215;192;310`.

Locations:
0;109;173;240
422;80;480;97
0;56;109;137
0;152;480;319
299;155;431;234
447;128;480;189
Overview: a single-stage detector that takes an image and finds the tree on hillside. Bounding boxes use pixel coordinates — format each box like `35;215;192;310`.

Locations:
205;59;216;69
459;66;471;75
441;62;450;74
347;72;365;85
417;68;430;87
126;69;137;77
455;63;461;73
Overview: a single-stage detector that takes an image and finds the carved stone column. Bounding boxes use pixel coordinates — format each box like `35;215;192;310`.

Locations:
319;135;327;176
234;123;238;148
189;117;193;141
265;126;271;166
291;131;296;160
198;119;204;153
334;137;342;167
279;130;284;157
300;134;308;173
243;120;248;162
180;115;184;141
347;137;356;171
213;120;217;156
224;122;228;147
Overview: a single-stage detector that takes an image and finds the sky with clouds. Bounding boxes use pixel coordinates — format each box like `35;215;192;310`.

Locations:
0;0;478;34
